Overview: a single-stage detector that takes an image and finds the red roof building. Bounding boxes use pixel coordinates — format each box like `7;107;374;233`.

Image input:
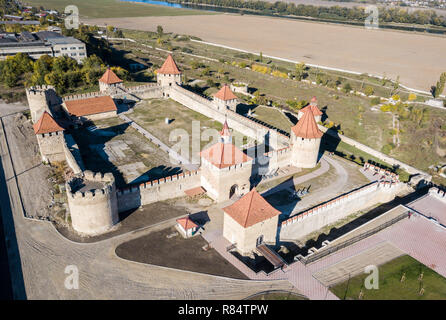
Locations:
64;96;117;117
200;142;252;169
157;54;181;75
291;108;323;139
213;84;237;101
176;216;198;230
223;188;280;228
33;111;64;134
220;119;231;138
99;68;123;85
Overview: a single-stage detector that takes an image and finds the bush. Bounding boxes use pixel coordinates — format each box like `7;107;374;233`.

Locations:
370;97;381;105
408;93;417;101
381;144;395;155
364;86;374;96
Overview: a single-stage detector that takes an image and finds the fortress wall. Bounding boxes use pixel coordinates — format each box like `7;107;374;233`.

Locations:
279;181;402;240
36;131;65;163
262;147;292;173
63;91;105;101
63;134;84;175
168;85;289;149
66;172;119;236
117;170;201;212
319;125;428;178
429;187;446;203
26;85;52;123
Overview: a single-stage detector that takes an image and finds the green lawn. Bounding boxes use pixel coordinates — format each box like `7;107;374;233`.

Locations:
331;255;446;300
24;0;212;18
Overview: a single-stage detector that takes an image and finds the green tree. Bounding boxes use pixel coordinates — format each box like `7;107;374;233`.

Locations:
295;62;307;81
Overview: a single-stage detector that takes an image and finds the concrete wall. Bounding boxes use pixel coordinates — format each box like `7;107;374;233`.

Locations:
279;181;403;241
66;172;119;236
223;213;279;255
116;170;201;212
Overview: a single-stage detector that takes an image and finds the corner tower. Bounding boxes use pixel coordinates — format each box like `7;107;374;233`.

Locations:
291;109;323;168
156;54;182;87
99;68;123;93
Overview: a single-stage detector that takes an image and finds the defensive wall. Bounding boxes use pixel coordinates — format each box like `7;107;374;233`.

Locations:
63;134;84;175
66;171;119;236
116;170;201;212
168;85;289;149
279;180;403;240
429;187;446;203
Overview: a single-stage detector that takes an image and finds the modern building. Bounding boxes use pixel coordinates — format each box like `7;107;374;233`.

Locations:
0;31;87;62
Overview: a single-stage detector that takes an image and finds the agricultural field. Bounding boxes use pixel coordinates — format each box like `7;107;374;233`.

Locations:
24;0;212;18
331;255;446;300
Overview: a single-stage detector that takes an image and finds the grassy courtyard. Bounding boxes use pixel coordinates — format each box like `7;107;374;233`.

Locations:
128;98;252;160
331;255;446;300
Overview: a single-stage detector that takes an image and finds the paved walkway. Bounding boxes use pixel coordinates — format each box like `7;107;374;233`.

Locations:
118;113;198;171
203;230;338;300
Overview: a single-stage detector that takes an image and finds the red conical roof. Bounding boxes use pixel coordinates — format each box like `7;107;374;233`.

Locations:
157;54;181;75
99;68;123;85
220;119;231;137
200;142;251;169
311;96;317;103
291;109;323;139
223;188;281;228
33;111;64;134
213;84;237;101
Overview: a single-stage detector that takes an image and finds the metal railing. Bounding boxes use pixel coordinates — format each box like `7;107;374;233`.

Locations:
297;211;409;265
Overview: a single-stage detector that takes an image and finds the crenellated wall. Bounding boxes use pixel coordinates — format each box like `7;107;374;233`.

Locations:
116;170;201;212
63;91;105;101
66;171;119;236
26;85;53;123
36;131;65;163
429;187;446;203
279;181;403;241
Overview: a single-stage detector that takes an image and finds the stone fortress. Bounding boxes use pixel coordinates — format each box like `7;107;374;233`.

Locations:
26;54;406;256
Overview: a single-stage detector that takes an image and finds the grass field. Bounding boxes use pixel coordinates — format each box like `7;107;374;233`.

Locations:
24;0;212;18
331;255;446;300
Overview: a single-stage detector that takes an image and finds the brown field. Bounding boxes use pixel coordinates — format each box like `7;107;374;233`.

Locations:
84;14;446;92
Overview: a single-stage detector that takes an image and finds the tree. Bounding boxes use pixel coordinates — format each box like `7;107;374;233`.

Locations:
343;82;352;93
259;52;263;62
156;25;164;39
433;72;446;98
364;86;374;96
295;62;307;81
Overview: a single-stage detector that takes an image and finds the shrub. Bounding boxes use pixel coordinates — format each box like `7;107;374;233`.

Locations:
381;144;395;155
408;93;417;101
364;86;374;96
371;97;381;105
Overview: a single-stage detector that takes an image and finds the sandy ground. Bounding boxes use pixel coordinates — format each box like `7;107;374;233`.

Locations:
85;14;446;92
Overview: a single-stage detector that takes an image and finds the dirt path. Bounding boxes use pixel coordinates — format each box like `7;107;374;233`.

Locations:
84;14;446;92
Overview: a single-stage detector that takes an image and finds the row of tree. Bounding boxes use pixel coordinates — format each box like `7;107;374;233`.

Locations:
171;0;446;27
0;53;130;94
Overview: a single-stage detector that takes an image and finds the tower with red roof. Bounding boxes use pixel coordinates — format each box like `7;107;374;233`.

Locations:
99;68;123;93
33;111;66;163
298;96;323;123
291;108;323;168
213;84;238;111
199;121;253;202
222;188;280;254
156;54;182;87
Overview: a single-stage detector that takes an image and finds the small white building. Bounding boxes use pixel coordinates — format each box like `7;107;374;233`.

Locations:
176;216;198;238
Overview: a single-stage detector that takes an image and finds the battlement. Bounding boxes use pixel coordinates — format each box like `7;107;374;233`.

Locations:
26;85;55;95
429;187;446;202
66;170;115;200
363;162;399;182
63;91;105;101
125;83;160;93
117;170;200;195
264;146;291;158
281;181;398;228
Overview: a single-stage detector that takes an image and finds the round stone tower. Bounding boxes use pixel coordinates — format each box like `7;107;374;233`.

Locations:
291;109;323;168
26;85;53;123
66;171;119;236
